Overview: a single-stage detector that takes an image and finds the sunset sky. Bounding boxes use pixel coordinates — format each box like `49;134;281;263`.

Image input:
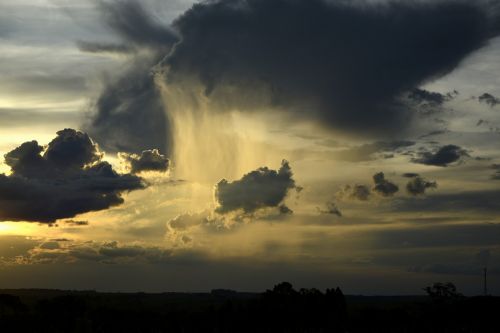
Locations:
0;0;499;295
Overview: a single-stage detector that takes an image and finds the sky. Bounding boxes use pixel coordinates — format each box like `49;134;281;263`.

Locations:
0;0;499;295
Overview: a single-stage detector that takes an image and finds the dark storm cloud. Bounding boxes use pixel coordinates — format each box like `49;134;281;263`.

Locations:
478;93;500;107
412;144;469;167
372;172;399;197
215;160;296;214
84;1;179;154
162;0;500;135
406;176;437;196
120;149;169;173
86;58;170;154
0;129;144;223
334;141;415;162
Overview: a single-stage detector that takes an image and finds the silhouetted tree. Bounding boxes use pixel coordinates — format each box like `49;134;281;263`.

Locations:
424;282;463;302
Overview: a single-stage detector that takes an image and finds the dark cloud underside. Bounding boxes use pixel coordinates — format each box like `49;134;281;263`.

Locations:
163;0;500;136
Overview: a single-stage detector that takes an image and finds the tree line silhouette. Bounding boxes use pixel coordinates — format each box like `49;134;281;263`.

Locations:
0;282;498;332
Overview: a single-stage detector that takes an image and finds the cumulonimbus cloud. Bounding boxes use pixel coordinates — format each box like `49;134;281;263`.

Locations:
83;0;500;153
161;0;500;136
0;129;145;223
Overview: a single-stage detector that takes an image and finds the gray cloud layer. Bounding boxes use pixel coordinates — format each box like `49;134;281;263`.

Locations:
0;129;144;223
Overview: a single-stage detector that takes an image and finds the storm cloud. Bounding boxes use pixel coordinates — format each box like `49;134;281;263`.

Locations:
0;129;144;223
83;1;178;154
215;160;296;214
162;0;500;136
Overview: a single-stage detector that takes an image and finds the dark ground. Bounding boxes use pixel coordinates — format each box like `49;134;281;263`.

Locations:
0;282;498;332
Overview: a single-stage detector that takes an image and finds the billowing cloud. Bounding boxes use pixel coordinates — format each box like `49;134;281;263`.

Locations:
412;145;469;167
120;149;169;173
83;1;179;154
406;175;438;196
372;172;399;197
478;93;500;107
162;0;500;136
0;129;144;223
215;160;296;214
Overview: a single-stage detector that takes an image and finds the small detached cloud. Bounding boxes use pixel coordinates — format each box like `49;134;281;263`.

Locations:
0;129;145;223
478;93;500;107
317;202;342;217
412;145;469;167
372;172;399;197
215;160;296;214
405;175;437;196
120;149;169;174
336;184;371;201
